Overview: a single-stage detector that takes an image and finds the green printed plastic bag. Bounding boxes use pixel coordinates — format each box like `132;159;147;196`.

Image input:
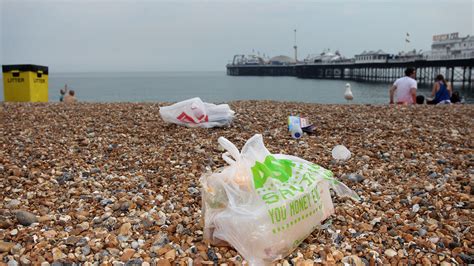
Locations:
201;134;359;265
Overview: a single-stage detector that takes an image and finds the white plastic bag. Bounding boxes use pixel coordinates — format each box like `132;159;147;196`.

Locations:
201;134;359;265
159;97;235;128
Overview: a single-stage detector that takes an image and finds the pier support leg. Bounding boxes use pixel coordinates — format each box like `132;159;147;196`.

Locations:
423;67;428;84
451;67;455;86
462;67;466;89
469;67;472;90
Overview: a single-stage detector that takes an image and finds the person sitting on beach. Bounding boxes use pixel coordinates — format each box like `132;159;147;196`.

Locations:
389;67;417;105
63;90;77;103
427;74;452;105
450;90;463;104
416;95;425;104
59;84;68;102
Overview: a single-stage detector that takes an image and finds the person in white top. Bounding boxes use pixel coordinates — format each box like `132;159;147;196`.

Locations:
389;68;417;104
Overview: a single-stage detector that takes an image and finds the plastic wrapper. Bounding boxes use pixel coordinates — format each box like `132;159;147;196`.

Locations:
201;134;359;265
159;97;234;128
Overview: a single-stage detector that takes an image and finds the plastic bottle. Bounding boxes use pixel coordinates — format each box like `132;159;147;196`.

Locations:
288;116;303;139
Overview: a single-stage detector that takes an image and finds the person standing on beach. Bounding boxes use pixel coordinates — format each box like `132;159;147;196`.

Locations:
59;84;68;102
63;90;77;103
389;67;417;105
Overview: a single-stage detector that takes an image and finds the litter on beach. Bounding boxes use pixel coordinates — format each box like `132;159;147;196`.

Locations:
300;116;316;133
201;134;359;265
332;145;351;161
287;116;315;139
1;102;472;265
159;97;235;128
288;116;303;139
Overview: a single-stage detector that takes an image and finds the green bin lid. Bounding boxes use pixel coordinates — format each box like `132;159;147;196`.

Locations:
2;64;48;74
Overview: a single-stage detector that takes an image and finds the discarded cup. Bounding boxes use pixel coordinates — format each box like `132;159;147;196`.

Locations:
300;117;316;134
332;145;351;161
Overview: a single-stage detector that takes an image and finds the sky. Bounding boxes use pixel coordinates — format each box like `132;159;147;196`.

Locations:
1;0;473;72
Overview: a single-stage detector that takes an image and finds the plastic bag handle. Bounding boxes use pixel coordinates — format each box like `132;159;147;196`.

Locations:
218;137;240;164
222;152;236;165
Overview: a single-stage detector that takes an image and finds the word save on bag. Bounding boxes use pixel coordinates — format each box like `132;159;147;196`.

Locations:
201;134;359;265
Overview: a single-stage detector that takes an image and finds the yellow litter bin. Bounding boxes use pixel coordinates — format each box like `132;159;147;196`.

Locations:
2;64;49;102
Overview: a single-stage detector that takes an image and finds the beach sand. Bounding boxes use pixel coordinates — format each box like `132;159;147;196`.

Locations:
1;101;473;265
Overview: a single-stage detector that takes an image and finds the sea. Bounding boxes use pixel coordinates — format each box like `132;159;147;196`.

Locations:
1;71;473;104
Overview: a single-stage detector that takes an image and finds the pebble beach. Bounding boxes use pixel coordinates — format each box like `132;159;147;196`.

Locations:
0;101;473;265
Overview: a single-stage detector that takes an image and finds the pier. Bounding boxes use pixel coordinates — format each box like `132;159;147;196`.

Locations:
226;58;474;89
226;65;295;76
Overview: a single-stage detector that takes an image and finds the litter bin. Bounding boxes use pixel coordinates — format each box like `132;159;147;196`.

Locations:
2;64;49;102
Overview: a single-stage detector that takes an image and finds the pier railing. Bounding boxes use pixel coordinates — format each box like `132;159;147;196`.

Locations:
427;53;474;61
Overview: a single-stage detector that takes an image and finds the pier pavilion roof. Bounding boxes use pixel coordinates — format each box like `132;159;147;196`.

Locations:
269;55;296;64
358;49;389;56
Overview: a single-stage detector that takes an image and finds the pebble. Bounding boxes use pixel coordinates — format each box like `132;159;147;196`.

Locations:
384;249;397;258
10;244;22;255
459;253;474;264
7;260;19;266
77;221;89;231
422;257;432;266
52;247;67;261
344;173;365;183
125;259;143;266
0;102;471;265
6;199;21;209
165;249;176;260
156;211;167;225
81;245;91;256
418;228;427;236
91;167;101;174
119;222;132;236
121;248;135;261
0;241;15;252
341;255;364;266
19;256;31;265
425;183;435;191
428;172;438;178
15;210;38;226
412;204;420;213
76;237;89;247
332;250;344;261
187;187;200;195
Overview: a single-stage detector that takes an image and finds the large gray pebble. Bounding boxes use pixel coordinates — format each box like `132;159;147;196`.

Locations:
16;211;38;226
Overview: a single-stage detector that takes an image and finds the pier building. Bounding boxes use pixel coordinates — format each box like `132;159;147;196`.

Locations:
226;32;474;89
